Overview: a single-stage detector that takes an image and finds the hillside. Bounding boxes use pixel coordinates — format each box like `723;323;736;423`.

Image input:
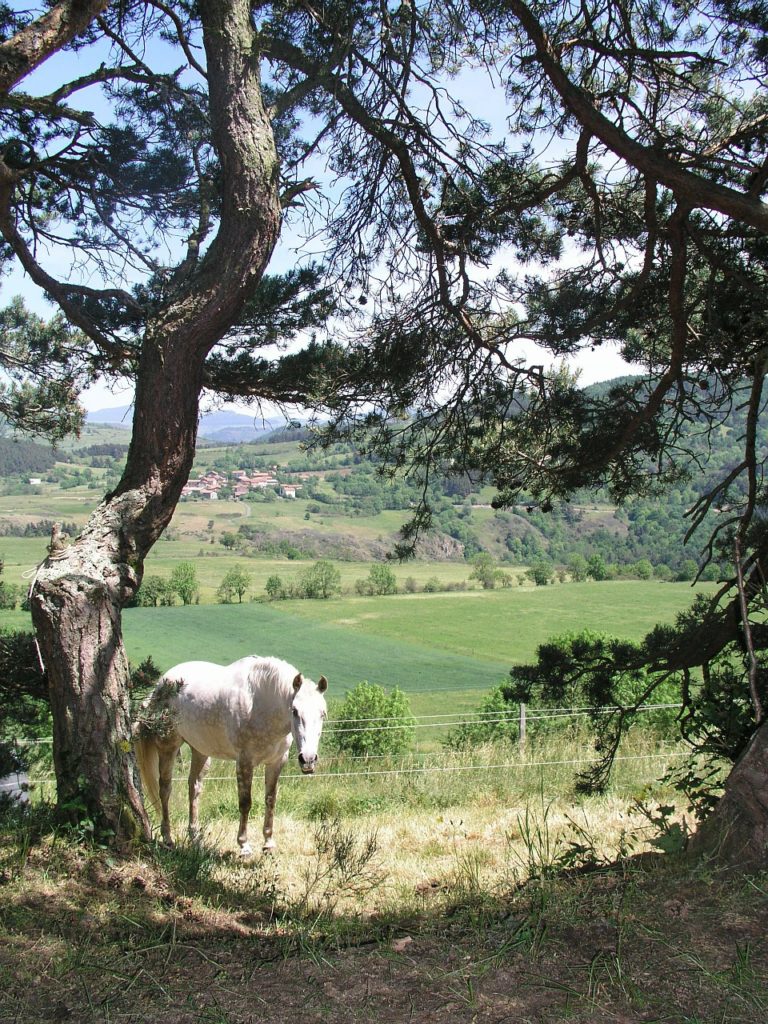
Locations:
0;378;757;579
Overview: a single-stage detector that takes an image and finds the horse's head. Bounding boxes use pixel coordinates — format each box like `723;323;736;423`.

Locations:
291;672;328;774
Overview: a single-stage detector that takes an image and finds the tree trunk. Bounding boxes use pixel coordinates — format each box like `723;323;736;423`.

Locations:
27;0;282;843
689;718;768;872
29;349;205;842
30;507;150;842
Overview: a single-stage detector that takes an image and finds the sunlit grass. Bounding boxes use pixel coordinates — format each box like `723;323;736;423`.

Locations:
138;722;687;916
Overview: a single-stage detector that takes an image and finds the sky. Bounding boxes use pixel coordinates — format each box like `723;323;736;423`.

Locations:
3;237;643;417
3;238;642;417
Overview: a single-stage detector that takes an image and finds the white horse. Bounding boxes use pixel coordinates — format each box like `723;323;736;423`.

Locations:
133;656;328;854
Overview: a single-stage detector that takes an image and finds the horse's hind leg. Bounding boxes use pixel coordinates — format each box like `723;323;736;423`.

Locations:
158;744;179;847
188;747;210;844
235;757;254;857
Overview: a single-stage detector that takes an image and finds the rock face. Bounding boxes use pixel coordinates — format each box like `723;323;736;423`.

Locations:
414;533;465;561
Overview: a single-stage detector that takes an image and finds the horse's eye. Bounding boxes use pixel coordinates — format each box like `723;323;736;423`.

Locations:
292;707;299;718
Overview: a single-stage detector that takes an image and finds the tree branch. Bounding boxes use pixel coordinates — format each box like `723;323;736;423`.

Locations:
507;0;768;232
0;0;108;94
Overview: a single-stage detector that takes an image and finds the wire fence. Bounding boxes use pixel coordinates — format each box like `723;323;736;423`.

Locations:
6;702;686;789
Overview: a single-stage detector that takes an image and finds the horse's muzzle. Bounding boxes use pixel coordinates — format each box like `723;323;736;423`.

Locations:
298;753;317;775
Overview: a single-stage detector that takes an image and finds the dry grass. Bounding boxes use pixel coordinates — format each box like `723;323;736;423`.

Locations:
2;731;766;1024
2;795;767;1024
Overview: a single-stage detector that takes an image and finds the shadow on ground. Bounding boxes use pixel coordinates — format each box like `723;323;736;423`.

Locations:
1;809;767;1024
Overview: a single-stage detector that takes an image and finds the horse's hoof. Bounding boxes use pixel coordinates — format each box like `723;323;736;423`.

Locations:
239;842;254;858
262;839;276;855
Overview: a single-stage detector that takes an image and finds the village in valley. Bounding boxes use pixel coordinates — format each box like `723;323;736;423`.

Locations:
181;467;299;501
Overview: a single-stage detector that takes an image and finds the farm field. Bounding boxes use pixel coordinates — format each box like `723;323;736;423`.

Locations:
0;575;710;701
267;580;709;663
0;484;478;599
112;580;708;723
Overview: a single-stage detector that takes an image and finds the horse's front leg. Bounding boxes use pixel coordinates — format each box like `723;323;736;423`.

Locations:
235;756;254;857
263;754;288;853
187;747;210;844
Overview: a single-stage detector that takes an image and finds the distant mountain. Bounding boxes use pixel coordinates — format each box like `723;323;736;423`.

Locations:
86;406;284;442
86;405;132;427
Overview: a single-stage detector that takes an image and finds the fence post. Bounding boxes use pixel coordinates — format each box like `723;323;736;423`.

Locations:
519;702;526;750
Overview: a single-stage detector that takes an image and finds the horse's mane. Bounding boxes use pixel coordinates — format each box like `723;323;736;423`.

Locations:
245;655;301;701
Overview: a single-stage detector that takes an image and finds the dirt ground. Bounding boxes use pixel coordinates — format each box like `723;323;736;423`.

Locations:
1;837;767;1024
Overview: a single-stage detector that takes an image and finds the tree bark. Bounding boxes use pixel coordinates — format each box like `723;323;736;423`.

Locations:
29;355;204;841
689;719;768;872
30;503;151;841
27;0;282;843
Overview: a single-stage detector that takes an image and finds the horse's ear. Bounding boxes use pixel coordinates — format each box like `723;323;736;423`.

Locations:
318;675;328;693
292;673;303;691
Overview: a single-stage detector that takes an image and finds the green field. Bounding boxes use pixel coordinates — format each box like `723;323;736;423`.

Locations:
1;573;709;713
111;581;710;719
0;484;476;600
0;476;713;721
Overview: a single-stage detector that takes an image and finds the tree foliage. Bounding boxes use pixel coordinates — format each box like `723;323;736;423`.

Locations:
445;684;520;750
356;563;397;596
0;560;48;777
0;298;88;440
298;560;341;600
216;565;252;603
169;561;199;606
506;619;765;814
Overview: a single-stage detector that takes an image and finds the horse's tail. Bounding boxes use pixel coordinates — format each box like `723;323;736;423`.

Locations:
133;723;162;814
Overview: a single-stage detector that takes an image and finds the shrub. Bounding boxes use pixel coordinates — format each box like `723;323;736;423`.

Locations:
265;574;285;600
0;581;21;609
469;553;498;589
328;682;415;757
134;575;171;607
632;558;654;580
217;566;252;603
526;560;555;586
355;563;397;596
170;561;199;605
0;628;50;777
445;684;520;750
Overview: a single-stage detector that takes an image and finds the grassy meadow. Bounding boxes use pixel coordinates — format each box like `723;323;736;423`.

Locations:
110;581;709;726
3;477;766;1024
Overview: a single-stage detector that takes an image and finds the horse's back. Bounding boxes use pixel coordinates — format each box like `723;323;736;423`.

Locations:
157;656;294;761
164;656;294;692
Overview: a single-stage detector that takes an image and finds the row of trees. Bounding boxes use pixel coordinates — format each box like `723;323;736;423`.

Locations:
134;562;258;606
133;563;200;607
129;551;702;610
265;560;342;601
